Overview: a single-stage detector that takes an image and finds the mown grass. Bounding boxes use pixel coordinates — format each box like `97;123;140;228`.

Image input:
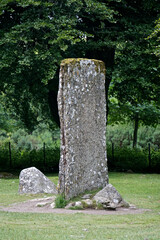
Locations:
0;211;160;240
0;174;58;206
109;172;160;211
0;172;160;240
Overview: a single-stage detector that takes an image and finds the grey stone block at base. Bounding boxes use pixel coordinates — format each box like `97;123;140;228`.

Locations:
19;167;58;194
58;58;108;200
93;184;130;209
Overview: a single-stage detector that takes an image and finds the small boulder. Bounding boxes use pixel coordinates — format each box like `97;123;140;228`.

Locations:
65;202;74;209
93;184;129;209
105;203;116;210
81;194;92;199
36;202;49;207
75;201;83;207
19;167;58;194
81;199;93;208
65;201;83;209
50;202;56;209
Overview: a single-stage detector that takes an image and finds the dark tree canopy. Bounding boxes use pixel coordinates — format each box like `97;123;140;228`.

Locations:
0;0;160;132
0;0;117;131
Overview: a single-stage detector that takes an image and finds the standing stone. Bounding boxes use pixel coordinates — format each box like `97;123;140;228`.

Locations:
58;58;108;200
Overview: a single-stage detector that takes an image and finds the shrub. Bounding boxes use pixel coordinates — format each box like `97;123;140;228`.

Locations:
151;150;160;173
0;148;9;168
55;195;67;208
106;124;160;149
107;145;148;172
0;144;60;172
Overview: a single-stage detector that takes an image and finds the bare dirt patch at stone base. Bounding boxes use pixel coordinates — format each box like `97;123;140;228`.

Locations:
0;197;149;215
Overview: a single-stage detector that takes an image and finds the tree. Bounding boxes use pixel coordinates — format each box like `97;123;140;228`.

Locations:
0;0;160;133
148;17;160;59
108;99;160;147
0;94;22;132
109;32;160;147
0;0;117;130
0;0;81;130
106;0;160;147
82;0;160;121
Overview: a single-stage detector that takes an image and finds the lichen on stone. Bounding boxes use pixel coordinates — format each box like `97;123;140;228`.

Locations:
58;58;108;200
61;58;106;75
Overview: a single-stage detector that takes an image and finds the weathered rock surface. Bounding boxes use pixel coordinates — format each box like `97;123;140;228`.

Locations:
64;184;130;210
82;199;93;207
58;58;108;200
81;194;92;199
50;202;56;209
19;167;58;194
36;202;49;207
65;202;74;209
75;201;83;207
93;184;129;209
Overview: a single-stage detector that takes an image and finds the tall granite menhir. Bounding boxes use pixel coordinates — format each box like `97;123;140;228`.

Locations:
58;58;108;199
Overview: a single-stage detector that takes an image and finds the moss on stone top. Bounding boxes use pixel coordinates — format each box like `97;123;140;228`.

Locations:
61;58;106;75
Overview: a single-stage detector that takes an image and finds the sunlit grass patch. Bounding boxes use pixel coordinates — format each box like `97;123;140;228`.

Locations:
0;172;160;240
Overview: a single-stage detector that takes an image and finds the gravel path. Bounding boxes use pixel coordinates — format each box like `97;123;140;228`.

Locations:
0;197;148;215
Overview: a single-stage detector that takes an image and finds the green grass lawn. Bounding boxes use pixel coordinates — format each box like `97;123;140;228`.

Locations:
0;172;160;240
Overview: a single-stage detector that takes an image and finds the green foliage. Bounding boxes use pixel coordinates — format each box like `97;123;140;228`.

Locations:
1;0;159;131
0;148;9;168
107;145;148;172
148;17;160;58
109;41;160;138
107;1;160;147
0;1;160;173
151;151;160;173
106;124;160;149
0;121;60;150
96;202;104;210
0;144;60;172
0;0;117;129
0;116;60;171
55;195;68;208
0;96;22;132
107;124;160;173
108;100;160;127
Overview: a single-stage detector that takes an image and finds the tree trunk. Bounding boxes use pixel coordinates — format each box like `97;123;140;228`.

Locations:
133;113;139;148
48;89;60;127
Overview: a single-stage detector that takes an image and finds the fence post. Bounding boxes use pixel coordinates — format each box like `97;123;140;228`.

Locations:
148;143;151;171
112;142;114;163
43;142;46;167
9;142;12;168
